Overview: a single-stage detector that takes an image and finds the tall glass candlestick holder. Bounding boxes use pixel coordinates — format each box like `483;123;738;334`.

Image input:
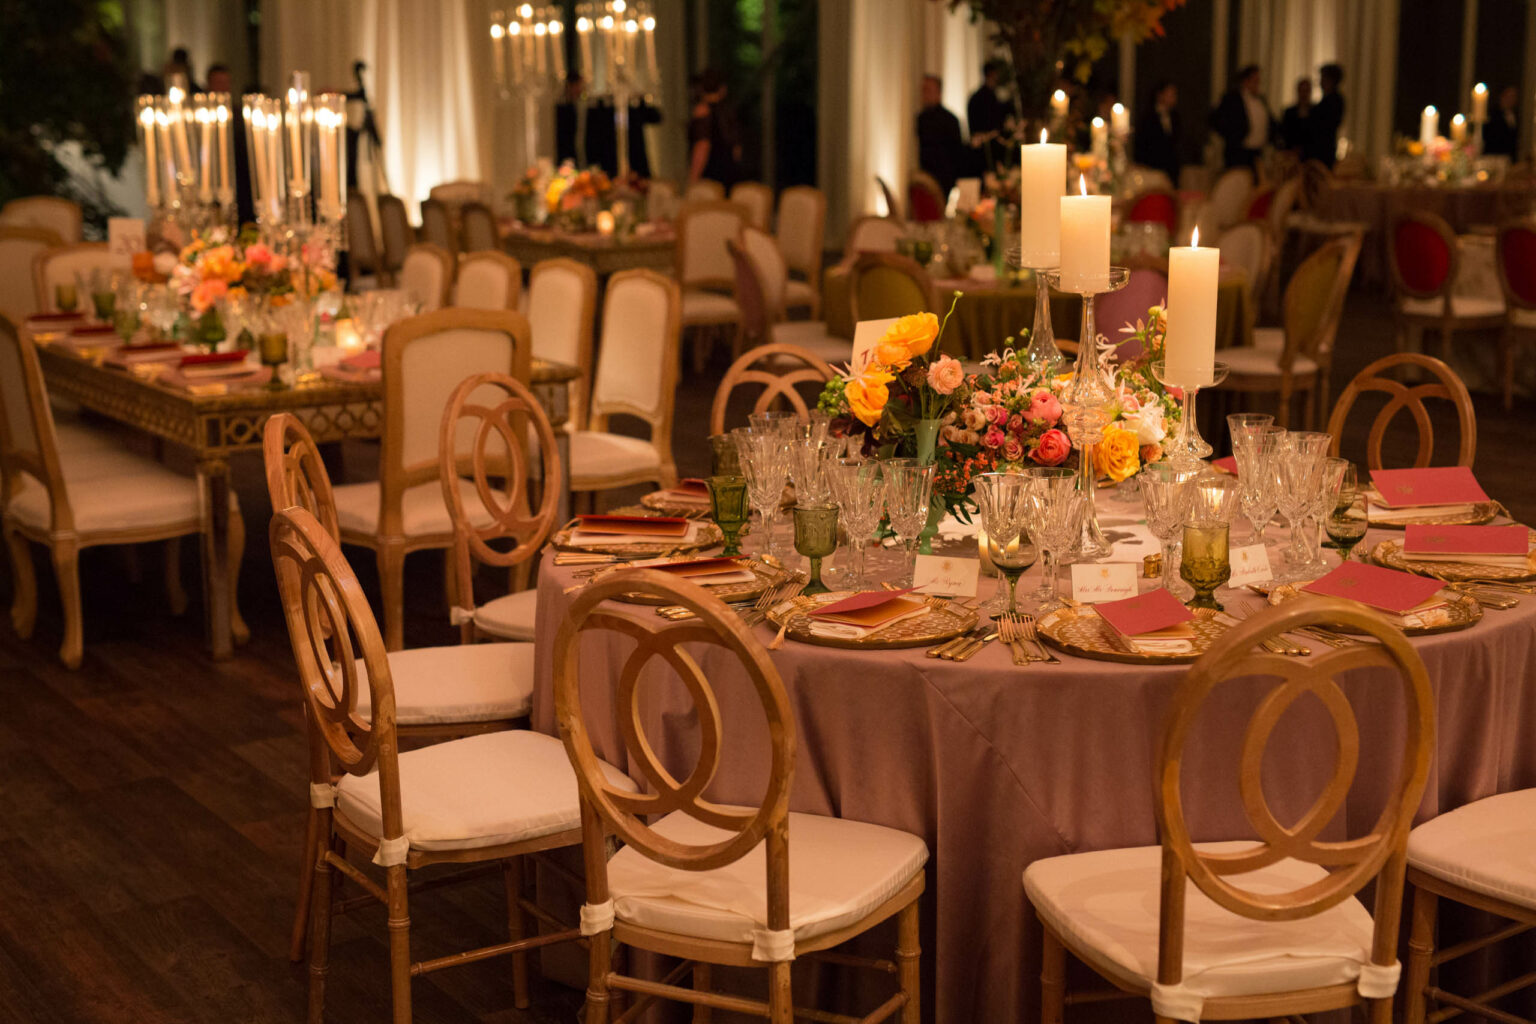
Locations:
1043;266;1130;560
1004;243;1063;381
1152;359;1231;470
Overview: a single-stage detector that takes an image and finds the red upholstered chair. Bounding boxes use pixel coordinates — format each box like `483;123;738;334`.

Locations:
908;172;946;223
1494;217;1536;409
1389;210;1504;363
1244;186;1274;221
1126;190;1178;235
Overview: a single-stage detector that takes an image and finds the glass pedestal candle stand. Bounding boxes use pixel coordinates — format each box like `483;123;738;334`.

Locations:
1152;359;1231;470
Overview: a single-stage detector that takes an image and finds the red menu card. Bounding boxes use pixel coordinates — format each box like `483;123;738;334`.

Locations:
1369;467;1488;508
27;312;83;325
574;514;690;538
179;350;248;368
1302;562;1444;613
810;587;922;627
641;557;755;584
70;323;116;336
673;478;710;496
1404;524;1530;566
341;349;381;371
1095;588;1194;638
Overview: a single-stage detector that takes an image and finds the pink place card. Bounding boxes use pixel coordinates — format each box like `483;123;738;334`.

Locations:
1302;562;1444;613
1404;524;1528;557
1369;467;1488;508
1095;588;1194;637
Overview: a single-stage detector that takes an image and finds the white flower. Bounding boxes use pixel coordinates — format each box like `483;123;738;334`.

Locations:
1123;403;1167;444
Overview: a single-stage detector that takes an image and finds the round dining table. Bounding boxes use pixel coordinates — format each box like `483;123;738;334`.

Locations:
529;487;1536;1024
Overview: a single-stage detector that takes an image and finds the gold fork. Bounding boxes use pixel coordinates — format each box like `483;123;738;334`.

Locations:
996;614;1032;666
1016;613;1061;664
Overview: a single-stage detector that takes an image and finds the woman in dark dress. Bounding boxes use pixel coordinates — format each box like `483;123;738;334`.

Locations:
688;68;740;188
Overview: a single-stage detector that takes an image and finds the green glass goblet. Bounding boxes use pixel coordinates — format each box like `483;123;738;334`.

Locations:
707;475;749;557
54;282;77;314
92;288;117;323
793;503;839;596
1179;520;1231;611
709;433;742;476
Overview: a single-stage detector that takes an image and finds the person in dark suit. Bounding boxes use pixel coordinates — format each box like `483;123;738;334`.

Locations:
1213;64;1274;170
1134;80;1181;182
916;74;964;198
1308;63;1345;167
967;59;1012;173
1484;85;1520;158
1281;78;1313;155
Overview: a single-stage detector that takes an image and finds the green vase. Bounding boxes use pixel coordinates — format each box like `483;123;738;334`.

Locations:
914;418;945;554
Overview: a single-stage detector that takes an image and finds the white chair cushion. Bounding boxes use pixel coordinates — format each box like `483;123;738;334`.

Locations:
1407;789;1536;911
1221;345;1318;376
472;587;539;641
1397;295;1505;320
1511;307;1536;328
54;421;126;455
335;730;636;854
784;279;818;309
333;478;495;539
1024;841;1381;1015
681;290;741;325
607;809;928;950
569;431;662;486
8;460;236;534
354;642;535;725
769;321;852;368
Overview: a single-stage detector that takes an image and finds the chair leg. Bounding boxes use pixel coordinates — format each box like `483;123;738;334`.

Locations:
503;858;530;1009
51;540;83;669
306;818;337;1024
896;899;921;1024
767;961;793;1024
1402;883;1438;1024
163;538;188;615
386;863;412;1024
1040;925;1066;1024
585;929;612;1024
227;504;250;645
377;543;406;652
5;525;37;639
691;964;712;1023
289;805;321;962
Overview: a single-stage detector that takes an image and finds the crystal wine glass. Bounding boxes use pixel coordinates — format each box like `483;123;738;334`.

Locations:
1233;425;1284;544
1024;466;1083;611
827;458;883;588
733;427;790;560
1272;431;1331;582
1308;457;1350;571
1141;462;1198;599
882;458;936;586
973;472;1038;618
789;437;834;507
1324;461;1368;562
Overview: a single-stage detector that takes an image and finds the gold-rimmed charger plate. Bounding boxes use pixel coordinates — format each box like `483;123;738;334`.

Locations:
1036;605;1227;665
766;590;976;650
551;518;723;557
1366;496;1501;528
609;558;779;606
1265;584;1483;636
1369;533;1536;583
640;491;715;517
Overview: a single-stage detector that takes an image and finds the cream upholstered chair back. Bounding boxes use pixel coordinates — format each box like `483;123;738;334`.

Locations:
685;179;725;202
32;244;131;313
459;201;499;253
0;317;69;529
0;227;60;323
0;197;83;244
376;194;412;276
1268;175;1303;240
729;181;774;230
775;185;826;283
676;200;748;292
1216;222;1272;291
590;269;679;440
262;412;340;541
845;215;903;256
452;251;522;310
527;257;597;427
647;179;679;222
345;192;379;279
429;179;492;209
1206;167;1255;231
727;239;771;340
399;243;453;311
419;198;455;255
740;225;788;317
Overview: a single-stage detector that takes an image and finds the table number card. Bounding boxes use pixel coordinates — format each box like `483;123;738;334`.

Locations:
913;554;980;598
1227;544;1273;586
850;317;900;373
1070;562;1139;603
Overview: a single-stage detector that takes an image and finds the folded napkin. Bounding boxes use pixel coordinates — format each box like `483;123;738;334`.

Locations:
568;521;702;545
805;606;929;640
1368;498;1477;524
341;349;381;371
1131;637;1195;654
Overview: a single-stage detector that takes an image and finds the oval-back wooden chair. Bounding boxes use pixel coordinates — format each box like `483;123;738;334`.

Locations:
709;343;836;435
1389;210;1505;361
728;181;774;230
459;200;500;253
908;171;946;222
1324;353;1476;470
0;225;62;322
399;243;454;312
554;569;926;1024
452;250;523;310
419;197;456;257
376;194;412;285
775;185;827;316
0;196;83;243
848;252;936;323
1493;216;1536;410
345;191;381;288
1027;596;1433;1024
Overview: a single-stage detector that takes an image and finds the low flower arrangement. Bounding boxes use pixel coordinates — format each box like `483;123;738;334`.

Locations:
173;227;338;346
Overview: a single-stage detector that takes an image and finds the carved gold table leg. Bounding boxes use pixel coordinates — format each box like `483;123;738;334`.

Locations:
200;458;234;660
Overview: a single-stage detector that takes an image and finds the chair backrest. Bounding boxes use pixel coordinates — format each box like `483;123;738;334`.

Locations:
676;200;748;291
728;181;774;230
727;238;771;342
1126;190;1179;235
1273;237;1346;371
1299;159;1335;210
775;185;826;283
1206;168;1255;229
1325;353;1476;469
262;412;340;541
709;342;836;435
1217;222;1272;290
0;227;61;323
1125;165;1174;195
374;308;531;537
739;225;788;321
419;198;456;256
345;192;380;278
1154;596;1432;995
399;243;454;312
1494;217;1536;311
440;371;562;632
647;180;680;222
1267;175;1303;240
429;180;493;208
684;179;725;203
0;317;69;529
848;252;935;322
526;257;597;429
0;197;83;244
269;506;403;823
875;175;902;219
1095;269;1168;360
1244;185;1274;221
32;244;131;313
554;570;794;920
845;215;903;256
1389;211;1457;300
590;269;680;460
452;251;522;310
377;195;412;273
459;201;500;254
908;172;946;222
1307;229;1363;364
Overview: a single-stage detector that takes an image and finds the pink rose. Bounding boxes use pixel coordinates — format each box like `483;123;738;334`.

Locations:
1119;392;1141;413
1027;389;1063;427
1003;436;1025;461
962;407;988;432
1007;413;1025;434
1165;385;1185;401
244;242;274;267
972;390;992;404
926;354;965;395
983;426;1005;449
1031;428;1070;466
987;405;1009;427
1140;442;1163;463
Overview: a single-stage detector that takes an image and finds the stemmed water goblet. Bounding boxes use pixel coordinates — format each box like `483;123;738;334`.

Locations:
112;280;144;345
1272;431;1331;582
1225;412;1274;453
1141;462;1198;599
789;437;834;507
1307;457;1350;571
1233;425;1284;544
733;426;791;560
1024;467;1084;611
1323;460;1368;562
882;459;936;586
973;473;1038;618
144;285;180;342
827;458;883;588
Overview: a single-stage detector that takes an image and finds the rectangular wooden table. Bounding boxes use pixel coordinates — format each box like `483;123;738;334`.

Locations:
33;338;579;660
499;223;675;276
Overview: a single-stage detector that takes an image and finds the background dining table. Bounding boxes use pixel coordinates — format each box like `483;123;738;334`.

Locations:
529;488;1536;1024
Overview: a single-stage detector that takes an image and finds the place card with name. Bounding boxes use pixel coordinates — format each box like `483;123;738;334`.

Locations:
912;554;980;597
1069;562;1139;603
1302;562;1443;613
1369;466;1488;508
1227;544;1273;586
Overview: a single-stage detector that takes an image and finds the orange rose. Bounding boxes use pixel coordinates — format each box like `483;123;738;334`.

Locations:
845;367;896;427
878;312;940;361
189;278;228;313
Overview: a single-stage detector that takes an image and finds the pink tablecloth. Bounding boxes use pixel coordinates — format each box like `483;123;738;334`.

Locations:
530;490;1536;1023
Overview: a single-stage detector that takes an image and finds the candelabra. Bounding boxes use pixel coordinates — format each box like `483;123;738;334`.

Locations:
239;75;349;260
138;80;237;238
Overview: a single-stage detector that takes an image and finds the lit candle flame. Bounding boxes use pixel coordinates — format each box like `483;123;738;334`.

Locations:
1039;128;1048;144
1474;82;1487;95
491;22;503;38
1112;102;1125;116
1053;89;1066;103
642;15;655;30
1191;226;1200;247
1078;174;1087;197
1424;105;1437;116
1453;113;1465;125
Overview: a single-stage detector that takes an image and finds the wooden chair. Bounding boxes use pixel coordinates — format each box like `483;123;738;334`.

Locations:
1324;353;1476;470
31;243;131;313
270;505;635;1024
1390;210;1505;360
775;185;826;317
1195;168;1254;241
331;307;531;650
684;179;725;202
1025;596;1433;1024
875;174;903;219
729;181;775;230
908;171;946;222
709;343;836;435
732;227;849;366
0;317;245;668
263;412;539;963
1493;217;1536;409
526;257;598;431
647;179;680;222
1126;190;1179;236
554;569;927;1024
677;200;748;369
345;192;382;289
376;194;412;286
428;179;493;210
459;200;500;254
569;269;680;500
846;214;904;255
419;197;456;257
399;243;454;312
451;250;522;310
0;196;82;244
0;226;62;323
1215;222;1273;293
848;252;935;323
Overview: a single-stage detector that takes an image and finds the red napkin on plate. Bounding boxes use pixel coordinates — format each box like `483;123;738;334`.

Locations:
1404;524;1527;557
28;312;84;324
1369;466;1488;508
70;324;116;336
1211;455;1238;475
1302;562;1443;613
644;557;747;579
341;349;381;371
179;350;248;368
574;514;690;538
672;478;710;496
1095;588;1194;637
809;588;922;627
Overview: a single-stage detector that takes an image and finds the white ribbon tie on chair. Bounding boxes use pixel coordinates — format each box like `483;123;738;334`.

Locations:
581;899;615;935
750;927;796;962
449;606;476;626
373;835;410;867
1152;960;1402;1021
309;782;337;808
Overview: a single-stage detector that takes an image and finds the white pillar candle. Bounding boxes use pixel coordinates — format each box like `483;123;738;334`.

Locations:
196;103;214;202
1051;89;1069;121
1471;82;1488;123
1111;102;1129;137
509;21;524;84
491;22;506;87
1018;130;1066;268
643;16;657;81
1420;105;1439;146
155;108;178;202
577;19;594;79
138;102;160;208
1451;114;1467;144
1165;227;1219;387
216;101;232;198
1090;116;1108;159
1058;176;1110;294
534;21;547;77
550;20;567;80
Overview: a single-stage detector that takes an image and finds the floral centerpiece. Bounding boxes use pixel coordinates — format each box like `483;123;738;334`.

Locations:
544;161;614;231
173;226;338;348
508;166;543;223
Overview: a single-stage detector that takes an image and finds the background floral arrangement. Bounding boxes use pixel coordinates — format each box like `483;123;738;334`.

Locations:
175;226;337;313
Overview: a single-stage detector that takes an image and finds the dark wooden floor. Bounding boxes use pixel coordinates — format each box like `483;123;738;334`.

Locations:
0;291;1533;1023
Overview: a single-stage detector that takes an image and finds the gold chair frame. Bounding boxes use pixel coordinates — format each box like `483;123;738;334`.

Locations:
1324;352;1476;470
709;343;835;436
